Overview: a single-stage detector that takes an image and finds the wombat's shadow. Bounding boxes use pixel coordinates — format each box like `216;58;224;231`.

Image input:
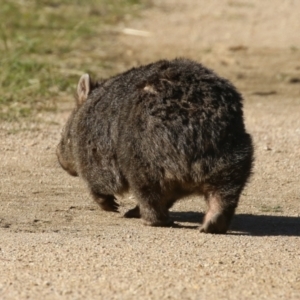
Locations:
170;211;300;236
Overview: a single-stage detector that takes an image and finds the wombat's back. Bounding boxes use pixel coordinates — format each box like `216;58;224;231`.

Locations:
73;59;250;191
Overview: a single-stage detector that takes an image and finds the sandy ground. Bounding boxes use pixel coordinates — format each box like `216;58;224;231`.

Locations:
1;1;300;299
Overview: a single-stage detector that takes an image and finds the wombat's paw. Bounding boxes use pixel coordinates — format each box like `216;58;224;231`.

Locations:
99;198;119;213
199;213;229;234
124;205;141;218
143;218;174;227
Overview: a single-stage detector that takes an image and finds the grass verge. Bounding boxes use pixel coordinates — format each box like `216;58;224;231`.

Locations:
0;0;148;121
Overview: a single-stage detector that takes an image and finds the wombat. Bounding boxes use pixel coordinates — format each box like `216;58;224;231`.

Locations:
56;58;254;233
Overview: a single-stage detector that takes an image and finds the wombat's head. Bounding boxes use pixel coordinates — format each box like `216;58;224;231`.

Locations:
56;74;93;177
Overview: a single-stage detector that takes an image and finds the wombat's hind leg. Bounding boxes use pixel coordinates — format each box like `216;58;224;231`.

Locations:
200;190;238;234
124;205;141;218
91;191;119;212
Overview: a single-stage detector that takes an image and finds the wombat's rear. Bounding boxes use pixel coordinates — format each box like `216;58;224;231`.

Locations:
57;58;254;233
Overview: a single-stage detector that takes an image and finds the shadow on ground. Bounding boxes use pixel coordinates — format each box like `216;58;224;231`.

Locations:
170;211;300;236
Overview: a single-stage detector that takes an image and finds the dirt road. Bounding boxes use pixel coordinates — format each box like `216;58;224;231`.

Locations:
1;1;300;299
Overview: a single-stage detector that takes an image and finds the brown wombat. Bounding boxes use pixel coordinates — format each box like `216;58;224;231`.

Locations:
57;58;254;233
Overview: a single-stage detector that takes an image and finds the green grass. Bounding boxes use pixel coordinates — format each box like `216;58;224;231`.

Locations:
0;0;148;121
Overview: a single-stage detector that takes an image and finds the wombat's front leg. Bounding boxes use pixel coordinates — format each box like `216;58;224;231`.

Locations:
200;191;238;234
124;194;177;219
133;187;173;227
91;191;119;212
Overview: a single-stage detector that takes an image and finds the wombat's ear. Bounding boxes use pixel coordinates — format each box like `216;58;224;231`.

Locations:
77;74;91;106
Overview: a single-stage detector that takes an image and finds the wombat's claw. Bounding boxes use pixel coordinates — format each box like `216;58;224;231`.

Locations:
199;213;228;234
124;206;141;218
100;199;120;213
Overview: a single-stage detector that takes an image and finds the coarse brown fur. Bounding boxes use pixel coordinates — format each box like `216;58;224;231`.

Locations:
56;58;254;233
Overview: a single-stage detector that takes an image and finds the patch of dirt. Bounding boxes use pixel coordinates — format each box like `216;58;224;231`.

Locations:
1;1;300;299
